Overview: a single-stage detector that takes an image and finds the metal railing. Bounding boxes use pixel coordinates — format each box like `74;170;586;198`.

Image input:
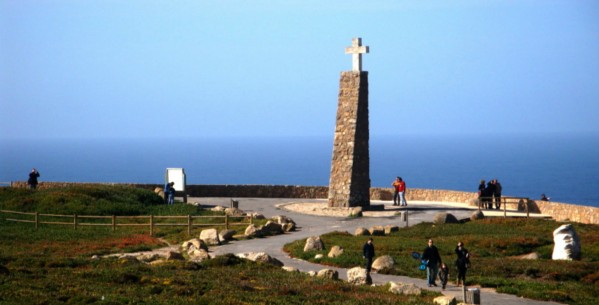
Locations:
477;196;531;218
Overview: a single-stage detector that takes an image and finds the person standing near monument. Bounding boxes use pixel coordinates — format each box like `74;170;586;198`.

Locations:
392;177;401;206
493;179;502;209
167;182;175;205
422;239;442;287
27;168;40;189
363;238;375;274
397;177;407;206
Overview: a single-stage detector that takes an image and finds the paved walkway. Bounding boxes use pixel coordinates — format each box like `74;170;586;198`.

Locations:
192;197;563;305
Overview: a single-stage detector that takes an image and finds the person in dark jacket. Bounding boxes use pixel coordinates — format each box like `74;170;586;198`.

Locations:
363;238;375;274
422;239;442;287
483;181;495;209
455;241;470;286
28;168;40;189
493;179;503;209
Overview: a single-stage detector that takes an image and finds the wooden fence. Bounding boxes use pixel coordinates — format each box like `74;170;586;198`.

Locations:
0;210;253;236
477;196;531;217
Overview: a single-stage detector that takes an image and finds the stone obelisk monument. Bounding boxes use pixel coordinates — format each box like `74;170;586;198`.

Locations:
328;37;370;208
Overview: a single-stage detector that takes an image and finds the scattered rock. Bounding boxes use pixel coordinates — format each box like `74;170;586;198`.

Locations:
368;226;385;236
244;224;262;238
384;225;399;235
372;255;395;273
137;253;160;263
470;210;485;221
224;207;244;217
199;228;221;246
317;269;339;280
314;254;324;260
181;238;208;252
304;236;324;252
219;229;236;242
210;206;226;212
350;206;363;217
328;245;344;258
164;251;185;261
187;248;210;262
235;252;283;267
433;212;459;224
388;282;421;295
262;221;284;235
306;271;317;277
347;267;371;285
282;266;299;273
354;227;370;236
249;212;265;220
433;295;457;305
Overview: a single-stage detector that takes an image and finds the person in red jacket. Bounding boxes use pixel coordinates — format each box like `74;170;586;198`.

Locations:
397;177;407;206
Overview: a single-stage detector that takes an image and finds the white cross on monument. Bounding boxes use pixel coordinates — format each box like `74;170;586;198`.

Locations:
345;37;369;72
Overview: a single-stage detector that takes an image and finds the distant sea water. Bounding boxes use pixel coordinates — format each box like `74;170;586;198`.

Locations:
1;134;598;208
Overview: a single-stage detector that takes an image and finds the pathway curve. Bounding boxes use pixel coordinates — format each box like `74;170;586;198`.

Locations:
194;197;563;305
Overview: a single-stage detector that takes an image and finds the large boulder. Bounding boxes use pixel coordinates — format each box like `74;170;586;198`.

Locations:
388;282;422;295
384;225;399;235
552;224;581;260
433;296;457;305
372;255;395;273
224;207;245;217
261;221;284;235
316;269;339;280
236;252;283;267
187;248;210;262
219;229;236;242
199;228;221;246
347;267;371;285
244;224;262;237
350;207;363;217
181;238;208;252
304;236;324;252
433;212;459;224
354;227;370;236
328;245;344;258
369;226;385;236
272;215;296;232
470;210;485;221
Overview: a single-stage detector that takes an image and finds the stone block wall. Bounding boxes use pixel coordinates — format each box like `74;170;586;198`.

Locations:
328;71;370;208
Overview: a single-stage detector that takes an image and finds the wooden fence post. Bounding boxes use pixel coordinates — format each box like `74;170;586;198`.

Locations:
187;215;191;236
526;198;530;218
225;214;229;229
74;214;78;230
35;212;39;229
150;215;154;236
112;215;116;232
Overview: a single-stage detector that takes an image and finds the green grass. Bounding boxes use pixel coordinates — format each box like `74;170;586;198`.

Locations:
283;218;599;305
0;186;440;304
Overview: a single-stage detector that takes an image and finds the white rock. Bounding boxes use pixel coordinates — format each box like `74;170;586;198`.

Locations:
552;224;581;260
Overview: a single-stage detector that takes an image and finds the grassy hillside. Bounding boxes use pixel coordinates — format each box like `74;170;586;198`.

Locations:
0;186;440;304
284;218;599;305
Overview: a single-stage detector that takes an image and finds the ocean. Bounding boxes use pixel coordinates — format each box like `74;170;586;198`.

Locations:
1;134;598;207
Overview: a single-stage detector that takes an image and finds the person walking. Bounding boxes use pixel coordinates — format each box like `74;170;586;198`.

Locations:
392;177;401;206
363;238;375;274
397;177;407;206
27;168;40;189
422;239;442;287
455;241;470;287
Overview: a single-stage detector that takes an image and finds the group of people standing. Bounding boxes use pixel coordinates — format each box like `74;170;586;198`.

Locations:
364;238;470;290
422;239;471;289
391;177;407;206
478;179;502;209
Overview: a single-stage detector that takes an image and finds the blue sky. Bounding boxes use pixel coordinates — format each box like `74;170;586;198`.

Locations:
1;0;598;139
